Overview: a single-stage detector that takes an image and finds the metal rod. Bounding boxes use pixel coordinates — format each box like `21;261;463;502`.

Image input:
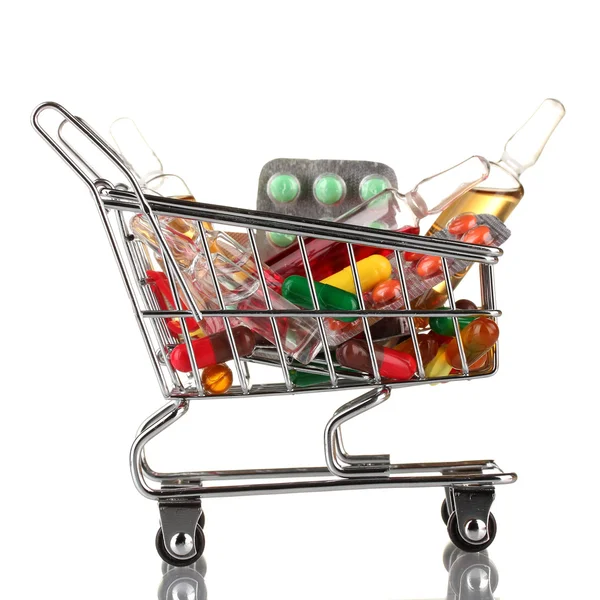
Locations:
395;250;426;378
140;308;501;319
441;257;469;376
296;236;337;387
346;243;381;382
195;224;249;394
246;228;292;391
100;189;503;264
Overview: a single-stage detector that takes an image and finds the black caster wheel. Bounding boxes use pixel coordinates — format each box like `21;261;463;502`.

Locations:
199;510;206;530
441;499;451;525
447;511;497;553
156;524;206;568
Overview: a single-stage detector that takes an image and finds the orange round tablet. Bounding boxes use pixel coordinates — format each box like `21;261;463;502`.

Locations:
201;363;233;395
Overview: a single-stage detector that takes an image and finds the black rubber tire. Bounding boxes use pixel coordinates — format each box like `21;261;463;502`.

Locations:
199;510;206;530
441;499;451;525
156;524;206;568
447;511;497;553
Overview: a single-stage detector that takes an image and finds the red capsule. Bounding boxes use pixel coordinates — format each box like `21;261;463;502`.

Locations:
146;270;204;336
416;255;442;278
447;213;478;236
169;326;256;372
461;225;493;246
336;339;417;380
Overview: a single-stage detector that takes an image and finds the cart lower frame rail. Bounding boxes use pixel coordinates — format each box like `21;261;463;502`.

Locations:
32;101;518;567
131;387;516;565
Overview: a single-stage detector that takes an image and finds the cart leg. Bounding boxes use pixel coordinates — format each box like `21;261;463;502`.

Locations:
324;386;391;478
156;501;206;567
445;487;497;553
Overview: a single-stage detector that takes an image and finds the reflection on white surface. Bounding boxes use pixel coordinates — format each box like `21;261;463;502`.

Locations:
159;557;207;600
157;544;499;600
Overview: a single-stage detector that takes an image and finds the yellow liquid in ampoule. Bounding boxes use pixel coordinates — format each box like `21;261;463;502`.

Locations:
427;186;524;235
417;183;524;309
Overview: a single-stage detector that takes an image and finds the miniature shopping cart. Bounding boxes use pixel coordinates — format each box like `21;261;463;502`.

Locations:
32;102;517;566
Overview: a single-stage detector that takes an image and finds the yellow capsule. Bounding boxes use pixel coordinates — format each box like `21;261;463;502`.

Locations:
320;255;392;294
425;346;453;379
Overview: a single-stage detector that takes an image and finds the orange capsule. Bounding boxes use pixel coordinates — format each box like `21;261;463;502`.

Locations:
404;251;424;262
450;353;490;374
461;225;493;246
446;317;499;369
371;279;402;304
416;255;442;278
469;353;490;370
447;213;478;236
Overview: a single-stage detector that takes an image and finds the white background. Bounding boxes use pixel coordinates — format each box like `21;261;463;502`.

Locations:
2;2;599;598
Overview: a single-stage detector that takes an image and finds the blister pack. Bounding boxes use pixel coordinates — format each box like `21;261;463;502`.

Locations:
256;158;398;259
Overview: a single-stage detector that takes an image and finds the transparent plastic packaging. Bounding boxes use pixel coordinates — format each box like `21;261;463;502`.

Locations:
130;214;321;363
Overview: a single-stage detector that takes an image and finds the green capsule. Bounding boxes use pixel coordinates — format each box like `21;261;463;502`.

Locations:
281;275;359;322
429;307;475;337
290;370;332;387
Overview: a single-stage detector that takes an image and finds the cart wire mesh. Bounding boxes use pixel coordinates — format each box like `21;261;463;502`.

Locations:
32;102;502;401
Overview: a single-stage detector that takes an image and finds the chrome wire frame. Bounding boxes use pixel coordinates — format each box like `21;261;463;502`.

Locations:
32;101;516;503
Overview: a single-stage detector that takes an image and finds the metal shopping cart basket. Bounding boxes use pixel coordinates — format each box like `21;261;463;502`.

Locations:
32;102;517;566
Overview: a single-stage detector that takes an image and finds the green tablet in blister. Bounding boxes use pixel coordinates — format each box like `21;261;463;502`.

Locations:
360;174;391;205
267;173;300;204
313;173;346;205
267;231;297;248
